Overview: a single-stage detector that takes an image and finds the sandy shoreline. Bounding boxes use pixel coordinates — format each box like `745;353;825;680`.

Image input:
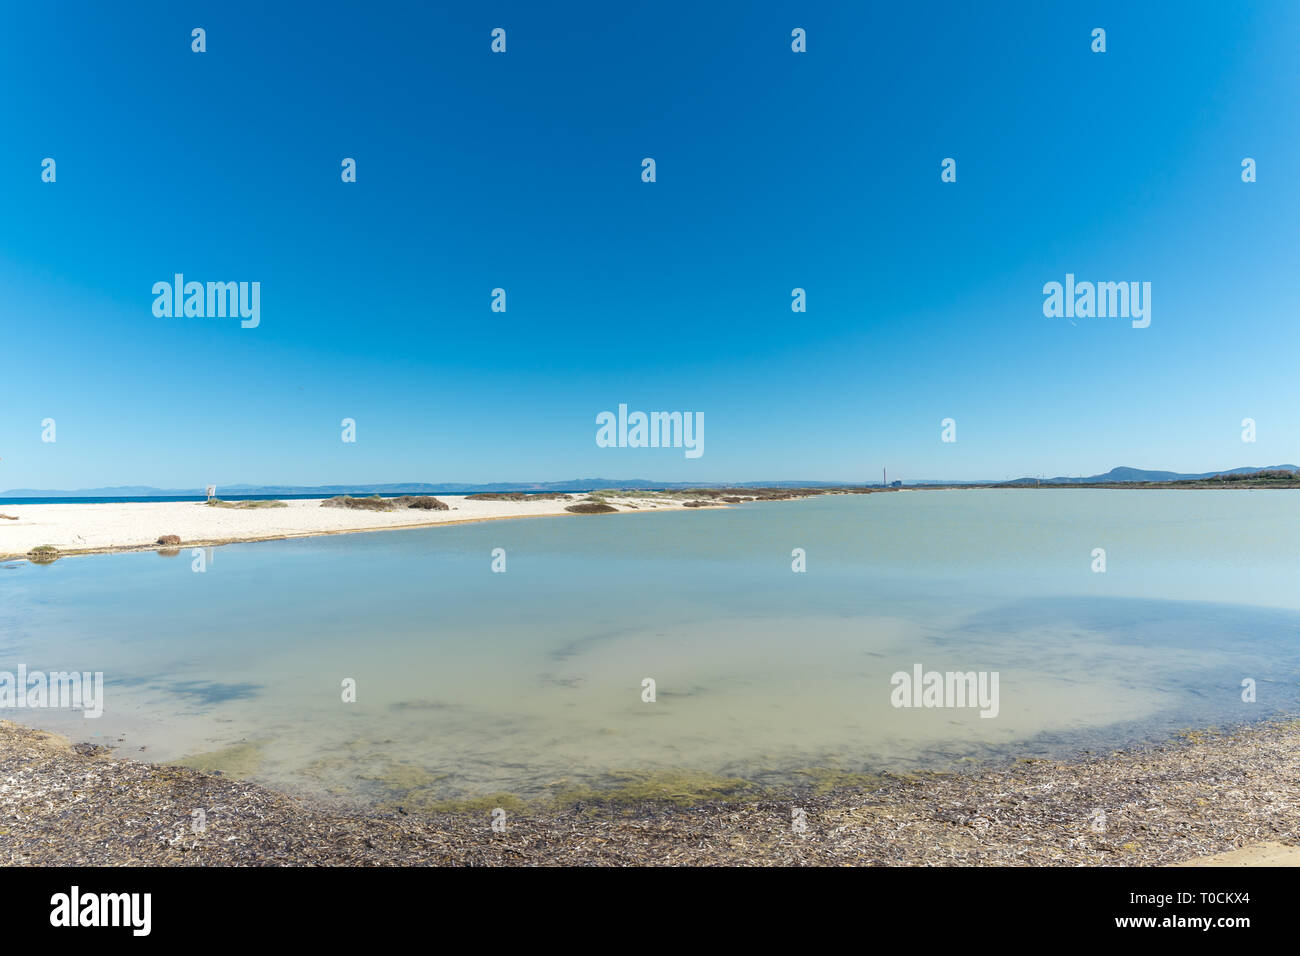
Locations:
0;491;801;562
3;717;1296;866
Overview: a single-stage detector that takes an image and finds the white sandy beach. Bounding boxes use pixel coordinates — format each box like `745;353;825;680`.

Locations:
0;494;710;561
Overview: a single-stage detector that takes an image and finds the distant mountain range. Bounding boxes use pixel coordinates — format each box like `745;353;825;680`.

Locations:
1000;465;1299;485
3;467;1297;497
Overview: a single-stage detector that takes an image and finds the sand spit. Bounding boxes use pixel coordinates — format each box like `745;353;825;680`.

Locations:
2;718;1296;866
0;490;861;563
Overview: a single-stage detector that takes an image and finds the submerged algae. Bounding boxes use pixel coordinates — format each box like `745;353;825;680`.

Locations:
171;741;264;776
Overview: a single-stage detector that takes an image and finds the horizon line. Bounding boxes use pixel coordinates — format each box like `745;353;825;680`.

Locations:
5;463;1299;496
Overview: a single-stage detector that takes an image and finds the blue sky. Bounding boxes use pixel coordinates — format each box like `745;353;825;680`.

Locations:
2;1;1298;489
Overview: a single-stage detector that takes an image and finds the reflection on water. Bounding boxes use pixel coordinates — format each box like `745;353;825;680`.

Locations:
3;491;1299;807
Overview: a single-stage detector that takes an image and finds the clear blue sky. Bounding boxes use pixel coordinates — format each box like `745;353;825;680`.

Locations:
3;1;1298;489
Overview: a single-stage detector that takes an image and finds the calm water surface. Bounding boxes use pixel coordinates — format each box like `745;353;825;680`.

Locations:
3;491;1299;806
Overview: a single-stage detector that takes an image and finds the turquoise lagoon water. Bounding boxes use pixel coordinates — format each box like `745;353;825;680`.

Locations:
2;490;1299;806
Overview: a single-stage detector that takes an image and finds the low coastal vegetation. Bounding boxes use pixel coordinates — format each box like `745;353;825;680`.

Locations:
390;495;449;510
26;544;58;563
320;495;449;512
465;492;573;501
565;500;618;514
204;498;288;509
156;534;181;546
321;495;394;512
1202;469;1300;484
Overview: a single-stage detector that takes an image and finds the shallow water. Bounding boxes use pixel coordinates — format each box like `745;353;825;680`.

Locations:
3;490;1299;807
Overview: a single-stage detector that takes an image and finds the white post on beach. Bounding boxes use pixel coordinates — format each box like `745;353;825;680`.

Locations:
206;485;216;501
